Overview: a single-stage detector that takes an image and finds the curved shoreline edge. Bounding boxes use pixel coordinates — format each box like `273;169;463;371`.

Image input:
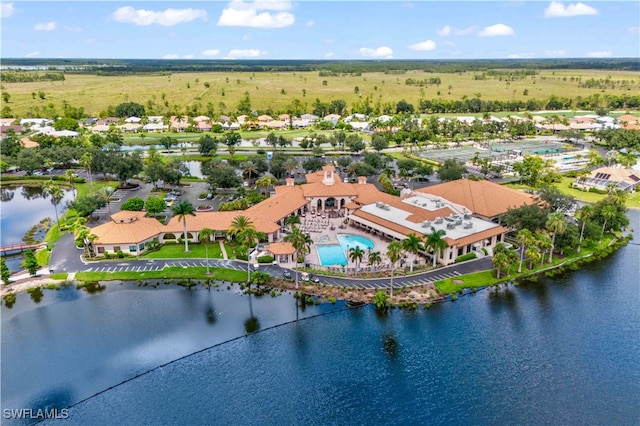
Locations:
2;233;632;307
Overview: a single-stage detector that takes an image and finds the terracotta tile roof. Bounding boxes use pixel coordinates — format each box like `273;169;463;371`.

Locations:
454;226;506;247
20;137;39;148
164;211;280;234
246;187;308;223
301;180;358;197
266;242;296;255
415;180;536;218
92;214;164;245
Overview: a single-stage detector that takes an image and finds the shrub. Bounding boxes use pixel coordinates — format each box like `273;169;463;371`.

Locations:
116;250;125;258
121;197;145;211
455;252;477;263
257;255;274;263
328;296;336;304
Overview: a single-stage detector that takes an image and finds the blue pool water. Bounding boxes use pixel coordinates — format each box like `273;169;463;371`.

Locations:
316;234;375;266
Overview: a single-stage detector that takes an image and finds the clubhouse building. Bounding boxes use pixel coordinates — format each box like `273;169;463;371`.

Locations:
90;166;536;266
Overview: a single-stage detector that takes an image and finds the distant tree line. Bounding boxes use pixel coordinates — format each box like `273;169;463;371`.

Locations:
1;71;65;83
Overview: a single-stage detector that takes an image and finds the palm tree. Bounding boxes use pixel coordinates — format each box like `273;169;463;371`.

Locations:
368;250;382;269
546;212;567;263
172;201;196;252
284;225;312;289
284;158;298;177
493;251;509;279
402;233;423;272
349;246;365;275
575;205;594;253
64;169;76;201
575;169;590;202
97;186;114;216
43;181;64;232
255;175;278;195
199;228;215;275
599;204;616;243
516;229;533;273
80;152;93;187
386;240;403;299
284;215;301;231
607;189;628;207
525;246;541;269
239;227;261;282
229;215;257;280
228;215;255;239
424;227;448;268
535;233;552;266
241;160;258;184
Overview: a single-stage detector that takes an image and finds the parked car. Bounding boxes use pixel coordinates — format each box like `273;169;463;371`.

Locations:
283;270;292;280
310;274;320;283
301;272;310;282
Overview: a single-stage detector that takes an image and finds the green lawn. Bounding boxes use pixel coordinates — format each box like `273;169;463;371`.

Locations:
435;236;615;294
75;266;247;282
503;177;640;209
142;242;225;259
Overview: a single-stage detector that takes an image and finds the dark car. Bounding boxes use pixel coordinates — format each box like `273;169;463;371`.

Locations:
283;270;293;280
310;274;320;283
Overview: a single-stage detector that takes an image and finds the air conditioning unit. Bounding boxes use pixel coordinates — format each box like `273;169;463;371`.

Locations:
464;212;472;220
422;220;431;228
455;219;463;225
447;222;455;230
434;217;443;224
463;222;473;229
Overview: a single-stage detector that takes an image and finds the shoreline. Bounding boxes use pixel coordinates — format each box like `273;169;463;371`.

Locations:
3;233;629;305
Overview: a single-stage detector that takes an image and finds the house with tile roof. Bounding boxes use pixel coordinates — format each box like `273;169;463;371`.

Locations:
89;166;535;264
572;166;640;192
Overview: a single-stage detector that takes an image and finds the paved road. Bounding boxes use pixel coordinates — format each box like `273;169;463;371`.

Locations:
50;245;494;290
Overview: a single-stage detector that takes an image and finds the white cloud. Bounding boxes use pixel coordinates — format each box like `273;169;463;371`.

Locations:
478;24;515;37
162;54;195;59
545;49;568;56
112;6;207;26
324;52;334;58
359;46;394;59
1;2;16;18
306;20;314;27
587;50;612;58
24;51;40;58
409;40;437;51
218;0;294;28
202;49;221;57
437;24;475;36
627;26;640;34
437;25;451;36
224;48;267;59
544;1;598;17
507;53;535;59
34;21;56;31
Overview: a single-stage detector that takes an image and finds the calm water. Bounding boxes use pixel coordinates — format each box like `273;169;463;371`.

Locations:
1;212;639;425
0;185;73;272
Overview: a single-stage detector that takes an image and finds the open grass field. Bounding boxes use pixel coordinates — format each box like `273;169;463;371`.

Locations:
4;68;639;118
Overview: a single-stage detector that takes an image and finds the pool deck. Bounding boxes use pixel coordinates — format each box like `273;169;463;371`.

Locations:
290;216;394;270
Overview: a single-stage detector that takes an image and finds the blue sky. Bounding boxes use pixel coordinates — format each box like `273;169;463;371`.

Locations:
1;1;638;60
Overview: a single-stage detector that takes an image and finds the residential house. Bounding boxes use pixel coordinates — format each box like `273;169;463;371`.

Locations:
573;166;640;192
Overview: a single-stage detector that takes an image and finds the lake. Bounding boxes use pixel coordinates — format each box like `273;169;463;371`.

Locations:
0;185;73;272
1;211;639;425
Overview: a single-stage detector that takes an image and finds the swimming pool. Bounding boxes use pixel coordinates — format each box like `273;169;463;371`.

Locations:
316;234;375;266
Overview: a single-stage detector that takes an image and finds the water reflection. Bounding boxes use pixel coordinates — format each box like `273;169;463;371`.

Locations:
27;287;44;304
0;188;14;202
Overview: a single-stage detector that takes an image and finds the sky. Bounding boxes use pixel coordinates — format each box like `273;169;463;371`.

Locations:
1;1;638;60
